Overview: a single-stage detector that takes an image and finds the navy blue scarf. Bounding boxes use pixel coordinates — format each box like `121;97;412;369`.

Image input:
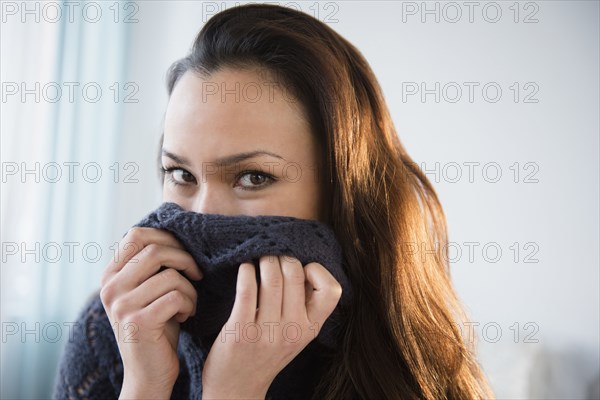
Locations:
54;202;351;399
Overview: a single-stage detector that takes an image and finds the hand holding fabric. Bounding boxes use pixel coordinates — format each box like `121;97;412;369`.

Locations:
52;202;352;400
201;256;342;399
99;227;203;399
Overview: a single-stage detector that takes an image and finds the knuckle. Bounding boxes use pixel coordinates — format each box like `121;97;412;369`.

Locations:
290;270;305;285
261;265;283;288
111;298;129;320
161;267;179;281
331;280;343;295
265;275;283;289
165;290;184;304
183;298;194;314
282;264;305;285
99;283;114;304
305;261;323;271
280;254;299;264
125;310;144;327
182;280;198;302
236;287;255;303
143;243;160;259
125;227;145;244
327;281;343;300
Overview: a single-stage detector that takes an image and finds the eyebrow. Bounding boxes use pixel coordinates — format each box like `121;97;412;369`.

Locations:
161;148;284;167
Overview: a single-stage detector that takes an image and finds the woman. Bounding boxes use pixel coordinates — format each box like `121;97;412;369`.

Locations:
55;4;494;399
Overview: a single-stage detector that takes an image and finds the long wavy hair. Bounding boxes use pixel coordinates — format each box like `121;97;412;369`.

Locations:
161;4;494;399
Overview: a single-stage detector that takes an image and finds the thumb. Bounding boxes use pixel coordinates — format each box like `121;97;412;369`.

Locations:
304;262;342;328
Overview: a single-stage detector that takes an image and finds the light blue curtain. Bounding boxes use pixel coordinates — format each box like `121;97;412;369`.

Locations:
1;1;130;398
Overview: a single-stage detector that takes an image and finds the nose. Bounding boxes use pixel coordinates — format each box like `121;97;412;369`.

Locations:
191;185;232;215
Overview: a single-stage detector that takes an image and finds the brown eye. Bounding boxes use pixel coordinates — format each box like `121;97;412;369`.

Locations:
236;171;275;190
162;167;196;185
250;173;266;185
172;169;195;183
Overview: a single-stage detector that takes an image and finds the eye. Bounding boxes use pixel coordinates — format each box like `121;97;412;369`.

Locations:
161;166;196;186
235;170;276;191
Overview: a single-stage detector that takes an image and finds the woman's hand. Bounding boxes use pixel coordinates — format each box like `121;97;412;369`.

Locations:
201;255;342;399
99;227;203;399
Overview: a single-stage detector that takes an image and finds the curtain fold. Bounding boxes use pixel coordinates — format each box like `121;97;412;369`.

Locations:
1;1;130;397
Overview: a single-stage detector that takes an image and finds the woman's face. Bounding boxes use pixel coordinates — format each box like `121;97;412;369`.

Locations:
161;67;325;221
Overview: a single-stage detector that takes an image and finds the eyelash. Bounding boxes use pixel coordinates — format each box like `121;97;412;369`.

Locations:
160;166;192;187
160;165;276;191
235;170;277;191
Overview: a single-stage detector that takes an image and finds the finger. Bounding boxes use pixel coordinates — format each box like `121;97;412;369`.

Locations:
144;290;196;325
124;267;199;317
304;263;342;325
229;262;258;322
257;255;283;322
280;256;307;321
102;227;184;285
107;244;202;295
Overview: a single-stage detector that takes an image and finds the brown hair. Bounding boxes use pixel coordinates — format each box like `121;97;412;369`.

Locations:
163;4;494;399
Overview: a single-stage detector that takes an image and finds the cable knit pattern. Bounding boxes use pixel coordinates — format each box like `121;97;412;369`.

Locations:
54;202;350;399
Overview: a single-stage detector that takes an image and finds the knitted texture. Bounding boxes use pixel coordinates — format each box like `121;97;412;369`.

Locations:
54;202;350;399
135;202;351;350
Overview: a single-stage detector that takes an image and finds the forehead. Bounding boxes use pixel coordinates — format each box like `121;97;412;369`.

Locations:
163;67;314;159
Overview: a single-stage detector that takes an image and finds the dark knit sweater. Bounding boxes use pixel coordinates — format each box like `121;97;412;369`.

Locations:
53;202;351;399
